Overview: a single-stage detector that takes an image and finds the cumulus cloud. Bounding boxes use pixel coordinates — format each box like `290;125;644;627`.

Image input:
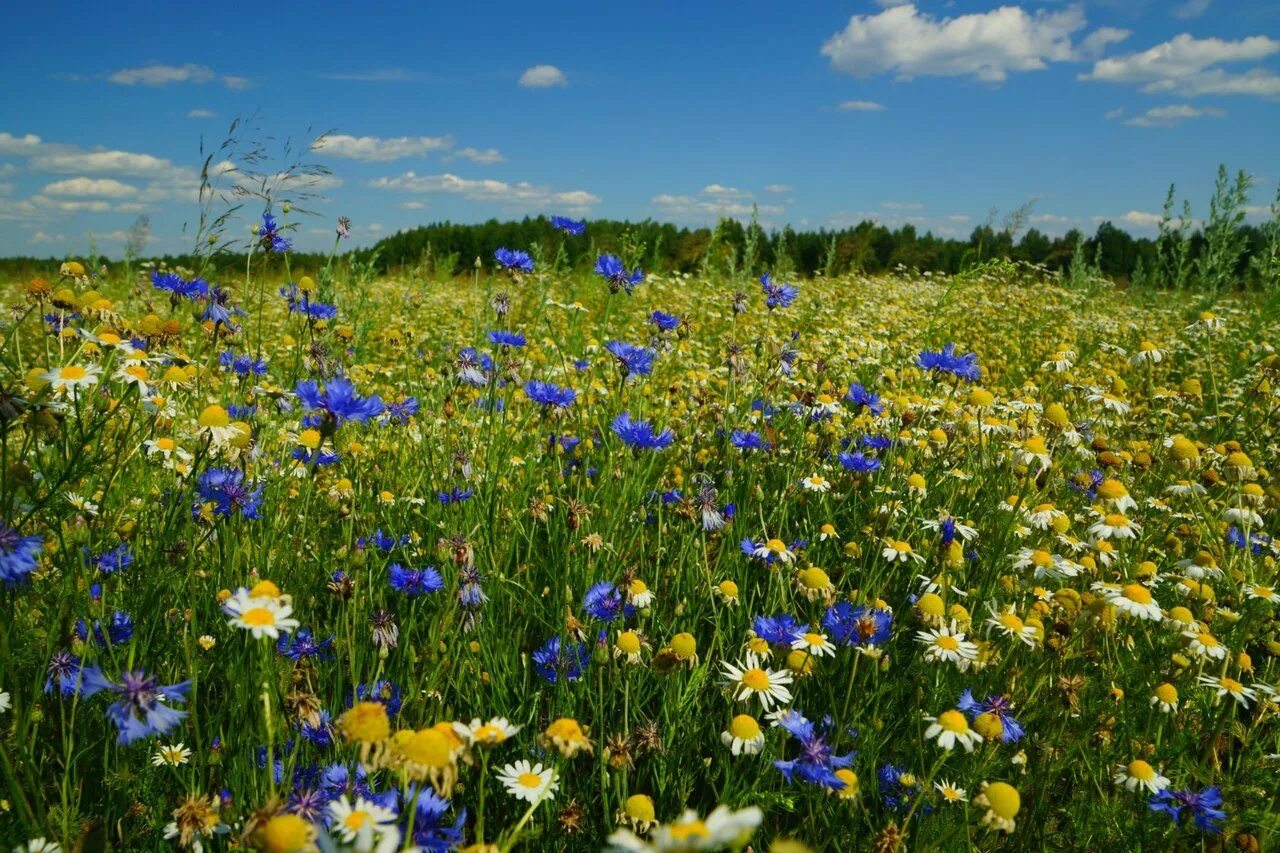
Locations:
650;186;784;222
882;200;924;210
519;65;568;88
821;3;1126;83
187;109;215;119
1094;210;1165;230
42;177;139;198
107;63;248;89
370;171;599;213
447;147;505;165
1081;33;1280;97
313;134;453;162
1124;104;1225;127
837;99;886;111
1172;0;1212;19
764;184;792;193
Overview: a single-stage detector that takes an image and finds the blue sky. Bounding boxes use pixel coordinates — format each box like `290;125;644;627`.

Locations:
1;0;1278;256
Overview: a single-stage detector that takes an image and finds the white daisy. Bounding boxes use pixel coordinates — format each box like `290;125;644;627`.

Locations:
496;759;558;803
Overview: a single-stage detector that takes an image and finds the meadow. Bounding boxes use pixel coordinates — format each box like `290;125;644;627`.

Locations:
0;212;1278;852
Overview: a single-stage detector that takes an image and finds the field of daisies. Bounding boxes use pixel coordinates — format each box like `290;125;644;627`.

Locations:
1;215;1279;852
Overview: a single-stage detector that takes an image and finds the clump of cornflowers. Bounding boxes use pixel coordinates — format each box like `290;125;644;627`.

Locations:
533;636;591;684
612;412;674;451
151;270;209;302
595;254;644;294
1;524;44;586
583;581;626;622
80;667;190;745
389;564;444;597
958;690;1024;743
488;330;526;350
494;247;534;278
193;468;263;521
280;282;338;321
823;601;892;655
918;343;981;382
760;273;798;309
219;351;268;377
773;709;855;790
296;375;384;433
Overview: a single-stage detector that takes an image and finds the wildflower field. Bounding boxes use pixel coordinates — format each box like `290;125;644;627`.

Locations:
2;222;1279;852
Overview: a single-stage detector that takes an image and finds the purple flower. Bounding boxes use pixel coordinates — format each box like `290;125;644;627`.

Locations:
92;669;190;745
259;212;291;253
550;216;586;236
1149;786;1227;833
524;380;576;409
494;247;534;273
753;614;802;646
760;273;799;309
488;330;527;349
532;636;590;684
845;382;885;415
389;565;444;597
0;525;44;586
612;412;674;451
773;710;855;790
823;602;892;649
838;451;881;473
194;468;263;520
605;341;655;377
296;375;385;426
957;690;1024;742
583;581;625;622
917;344;981;382
594;254;644;294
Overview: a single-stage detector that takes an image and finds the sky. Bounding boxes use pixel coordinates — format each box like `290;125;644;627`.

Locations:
1;0;1278;257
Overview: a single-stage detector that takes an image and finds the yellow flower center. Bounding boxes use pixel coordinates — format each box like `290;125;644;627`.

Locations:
1220;677;1244;693
729;714;761;740
765;538;787;554
1154;683;1178;703
718;580;739;598
1121;584;1152;605
156;437;176;452
984;782;1021;819
625;794;655;822
343;811;368;831
617;632;641;655
741;668;771;691
669;820;710;841
1030;550;1052;567
518;772;543;788
241;607;276;627
1196;633;1218;648
799;568;829;589
60;365;87;381
999;614;1024;632
670;633;696;659
934;635;960;651
198;405;230;428
1127;760;1155;781
474;725;504;743
936;710;969;733
803;632;824;647
1104;513;1129;528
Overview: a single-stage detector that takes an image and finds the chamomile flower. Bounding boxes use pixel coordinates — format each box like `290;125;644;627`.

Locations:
924;709;983;752
721;714;766;755
41;364;102;397
1088;513;1140;541
614;630;647;664
327;795;398;844
626;578;655;608
793;567;835;602
985;605;1039;647
1184;630;1228;661
451;717;520;747
497;760;558;803
790;631;837;659
720;653;794;710
1013;548;1079;580
800;474;831;493
714;579;741;606
916;622;979;670
750;538;796;565
606;806;763;852
1114;760;1170;794
150;743;192;767
1096;582;1163;621
935;780;968;804
974;781;1021;833
1151;682;1180;713
1245;584;1280;604
882;539;924;564
1197;674;1257;707
222;588;300;639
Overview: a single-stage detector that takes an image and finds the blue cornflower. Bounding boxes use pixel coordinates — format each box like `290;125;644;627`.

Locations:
150;270;208;301
532;636;590;684
46;652;86;695
404;787;468;852
76;610;135;647
279;284;338;320
287;786;332;823
594;254;644;294
1069;469;1105;501
389;564;445;597
879;763;924;813
259;212;291;253
292;447;341;467
228;403;257;420
760;273;799;309
194;468;263;520
200;286;243;329
605;340;656;377
957;690;1024;743
457;565;488;633
366;530;408;553
649;310;681;332
1149;786;1227;833
1228;526;1273;555
524;380;577;409
845;382;885;415
838;451;881;473
219;351;269;376
858;434;893;451
730;429;769;452
0;525;43;586
773;710;855;790
494;247;535;273
85;668;190;745
278;628;335;662
488;330;527;349
455;347;494;386
299;712;336;748
753;614;803;646
384;398;419;423
353;680;403;715
583;581;625;622
436;487;474;505
823;602;893;649
550;216;586;236
296;376;385;426
917;343;981;382
612;412;674;451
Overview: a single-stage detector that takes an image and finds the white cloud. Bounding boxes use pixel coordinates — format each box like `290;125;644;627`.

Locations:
1124;104;1225;127
321;69;423;82
765;184;792;193
367;223;384;233
30;148;184;178
448;147;505;165
821;4;1125;83
371;171;600;213
837;99;886;111
519;65;568;88
1081;33;1280;98
1173;0;1212;19
1105;107;1125;120
43;177;139;198
401;201;426;210
947;214;971;222
313;134;453;162
0;132;44;155
28;231;59;244
882;200;924;210
1094;210;1165;230
187;109;215;119
650;186;784;222
107;63;248;89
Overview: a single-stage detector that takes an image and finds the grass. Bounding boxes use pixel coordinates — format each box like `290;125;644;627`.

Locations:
0;242;1278;852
